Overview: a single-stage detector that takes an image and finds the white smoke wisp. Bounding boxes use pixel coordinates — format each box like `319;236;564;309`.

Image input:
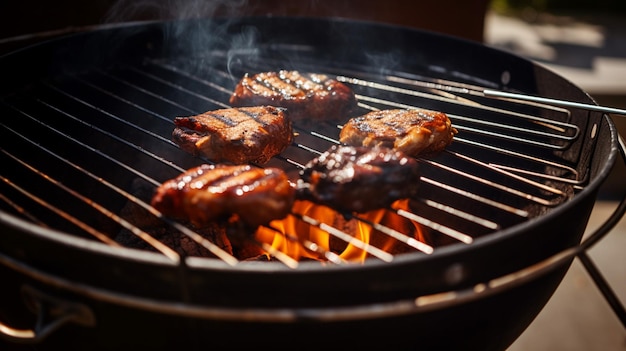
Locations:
101;0;357;84
103;0;256;51
103;0;265;80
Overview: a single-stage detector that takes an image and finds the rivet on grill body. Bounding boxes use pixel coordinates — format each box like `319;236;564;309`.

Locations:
444;263;466;285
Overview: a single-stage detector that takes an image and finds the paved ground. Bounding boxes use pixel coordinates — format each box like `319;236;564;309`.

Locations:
484;10;626;351
506;202;626;351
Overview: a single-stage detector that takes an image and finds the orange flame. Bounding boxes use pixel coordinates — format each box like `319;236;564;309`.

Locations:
255;199;426;263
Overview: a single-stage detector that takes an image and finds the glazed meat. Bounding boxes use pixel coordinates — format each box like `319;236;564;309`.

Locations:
151;164;296;228
229;70;358;122
296;145;420;213
339;109;457;157
172;106;293;164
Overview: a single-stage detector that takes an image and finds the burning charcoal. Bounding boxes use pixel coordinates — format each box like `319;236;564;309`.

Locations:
115;222;233;257
116;178;234;257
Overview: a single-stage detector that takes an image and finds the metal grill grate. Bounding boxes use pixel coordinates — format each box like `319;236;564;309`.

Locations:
0;41;595;267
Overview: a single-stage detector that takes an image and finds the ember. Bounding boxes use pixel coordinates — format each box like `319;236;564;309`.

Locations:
255;199;428;263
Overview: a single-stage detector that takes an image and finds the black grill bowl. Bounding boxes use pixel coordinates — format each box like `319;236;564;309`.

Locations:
0;17;620;350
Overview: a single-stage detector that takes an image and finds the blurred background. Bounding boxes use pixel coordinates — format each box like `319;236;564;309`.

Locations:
486;3;626;350
0;1;625;350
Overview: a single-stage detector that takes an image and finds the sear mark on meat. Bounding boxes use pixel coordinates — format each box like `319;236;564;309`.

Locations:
339;109;458;157
172;105;293;164
296;145;420;213
229;70;358;122
151;164;296;228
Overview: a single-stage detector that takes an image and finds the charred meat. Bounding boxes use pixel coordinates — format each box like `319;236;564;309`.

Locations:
229;70;358;122
172;106;293;164
151;164;296;228
296;145;420;213
339;109;457;157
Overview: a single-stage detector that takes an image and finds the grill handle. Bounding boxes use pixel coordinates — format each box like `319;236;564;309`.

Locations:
483;90;626;116
0;284;95;344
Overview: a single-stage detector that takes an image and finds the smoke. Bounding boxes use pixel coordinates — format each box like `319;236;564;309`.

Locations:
103;0;266;79
100;0;376;79
103;0;251;46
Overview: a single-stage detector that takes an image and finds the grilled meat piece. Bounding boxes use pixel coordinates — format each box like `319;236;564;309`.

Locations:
172;106;293;164
229;70;358;122
296;145;420;213
151;164;295;228
339;109;457;157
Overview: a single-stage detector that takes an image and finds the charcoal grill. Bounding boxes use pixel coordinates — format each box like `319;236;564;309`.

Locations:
0;17;625;350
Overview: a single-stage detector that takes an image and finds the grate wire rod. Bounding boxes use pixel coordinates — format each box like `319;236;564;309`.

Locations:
1;102;237;264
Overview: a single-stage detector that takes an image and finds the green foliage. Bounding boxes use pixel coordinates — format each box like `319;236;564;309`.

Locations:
490;0;626;13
